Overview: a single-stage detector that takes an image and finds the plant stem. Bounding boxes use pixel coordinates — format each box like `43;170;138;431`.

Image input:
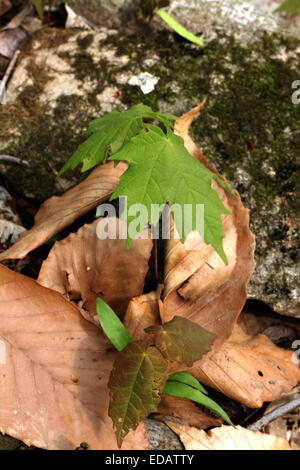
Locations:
47;0;52;25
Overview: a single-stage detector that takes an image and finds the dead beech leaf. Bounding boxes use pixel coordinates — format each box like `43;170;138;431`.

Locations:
0;264;148;450
186;324;300;408
161;103;255;346
166;422;291;450
123;291;161;340
37;218;152;323
0;161;127;261
0;0;11;16
157;395;221;429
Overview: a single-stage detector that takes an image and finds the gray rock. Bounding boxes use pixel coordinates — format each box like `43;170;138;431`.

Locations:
145;419;183;450
63;0;140;27
0;4;299;317
163;0;300;43
53;0;300;37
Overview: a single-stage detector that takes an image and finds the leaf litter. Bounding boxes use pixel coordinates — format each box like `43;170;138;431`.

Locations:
165;422;292;450
37;217;152;324
0;264;148;450
0;103;298;449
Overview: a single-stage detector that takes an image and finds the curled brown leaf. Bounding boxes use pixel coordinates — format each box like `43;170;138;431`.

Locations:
186;324;300;408
0;161;127;261
38;218;152;323
162;103;256;347
0;264;148;450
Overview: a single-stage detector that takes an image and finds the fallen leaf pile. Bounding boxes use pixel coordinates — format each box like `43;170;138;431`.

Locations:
188;322;300;408
0;104;299;450
0;264;148;450
0;161;127;261
37;218;152;322
166;423;291;450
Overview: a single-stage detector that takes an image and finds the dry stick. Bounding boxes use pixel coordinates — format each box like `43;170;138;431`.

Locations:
0;155;29;166
46;0;52;25
0;49;20;104
247;397;300;432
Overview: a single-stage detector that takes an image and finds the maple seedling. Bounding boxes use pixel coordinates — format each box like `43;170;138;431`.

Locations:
141;1;204;46
60;103;235;446
97;298;234;448
59;103;232;263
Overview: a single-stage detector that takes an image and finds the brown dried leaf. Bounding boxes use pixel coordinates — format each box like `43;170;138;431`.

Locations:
37;218;152;323
166;422;292;450
123;291;161;340
0;161;127;261
162;103;255;346
157;395;221;429
0;264;148;450
187;324;300;408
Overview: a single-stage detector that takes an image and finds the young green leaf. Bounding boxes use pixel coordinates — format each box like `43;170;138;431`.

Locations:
109;128;231;262
167;371;208;394
108;341;168;447
96;297;133;351
163;380;234;426
145;316;215;366
58;104;178;175
156;9;203;46
32;0;45;19
275;0;300;14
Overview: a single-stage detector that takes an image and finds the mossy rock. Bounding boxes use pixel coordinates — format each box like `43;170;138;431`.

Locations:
0;24;299;316
62;0;140;26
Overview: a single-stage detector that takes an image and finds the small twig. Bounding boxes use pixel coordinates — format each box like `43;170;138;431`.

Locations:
0;155;29;167
0;49;20;104
47;160;58;175
247;397;300;432
46;0;52;25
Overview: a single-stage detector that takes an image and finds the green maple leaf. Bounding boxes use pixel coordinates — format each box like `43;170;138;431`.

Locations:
109;127;231;263
58;104;177;175
32;0;45;19
145;316;215;367
108;341;168;448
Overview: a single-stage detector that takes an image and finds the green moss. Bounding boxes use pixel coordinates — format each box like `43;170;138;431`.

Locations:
0;91;96;199
20;27;78;55
77;33;94;50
